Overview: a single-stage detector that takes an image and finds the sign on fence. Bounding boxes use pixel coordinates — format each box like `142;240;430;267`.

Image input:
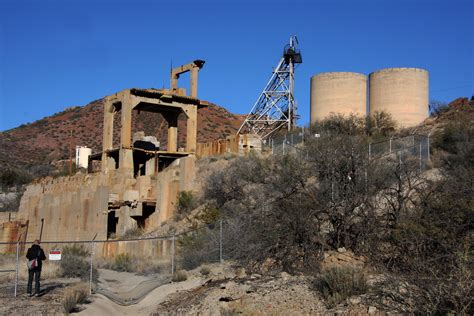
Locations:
49;250;61;261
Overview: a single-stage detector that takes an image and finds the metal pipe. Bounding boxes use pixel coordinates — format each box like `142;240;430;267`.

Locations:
14;241;19;297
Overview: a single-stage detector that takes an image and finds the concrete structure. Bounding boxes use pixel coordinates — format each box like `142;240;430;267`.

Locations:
75;146;92;169
8;61;210;259
170;60;205;98
196;134;262;158
369;68;429;127
310;72;367;123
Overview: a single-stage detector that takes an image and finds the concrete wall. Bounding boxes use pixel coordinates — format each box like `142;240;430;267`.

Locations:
196;134;262;158
369;68;429;127
8;156;195;259
310;72;367;123
0;220;28;253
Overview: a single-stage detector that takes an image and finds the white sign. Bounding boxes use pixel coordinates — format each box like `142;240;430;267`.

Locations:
49;250;61;261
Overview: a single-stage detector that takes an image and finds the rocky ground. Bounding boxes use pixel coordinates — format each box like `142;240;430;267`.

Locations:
0;278;79;315
0;252;416;315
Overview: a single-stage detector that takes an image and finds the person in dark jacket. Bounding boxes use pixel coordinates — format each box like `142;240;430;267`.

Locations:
26;239;46;297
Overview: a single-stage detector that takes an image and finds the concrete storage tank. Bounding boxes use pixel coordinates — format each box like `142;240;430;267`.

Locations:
310;72;367;124
369;68;428;127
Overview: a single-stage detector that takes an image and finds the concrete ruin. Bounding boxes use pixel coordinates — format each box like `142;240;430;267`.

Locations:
13;61;208;250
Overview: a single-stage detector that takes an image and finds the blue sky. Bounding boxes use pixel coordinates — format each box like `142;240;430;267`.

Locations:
0;0;472;131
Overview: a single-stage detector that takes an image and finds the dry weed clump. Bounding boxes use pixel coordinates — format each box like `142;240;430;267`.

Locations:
97;254;166;275
315;266;368;308
62;283;89;314
172;270;188;282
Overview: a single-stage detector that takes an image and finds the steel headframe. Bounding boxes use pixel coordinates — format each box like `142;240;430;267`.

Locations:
238;36;302;140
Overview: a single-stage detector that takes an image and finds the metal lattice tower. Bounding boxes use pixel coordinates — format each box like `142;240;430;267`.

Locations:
238;36;302;140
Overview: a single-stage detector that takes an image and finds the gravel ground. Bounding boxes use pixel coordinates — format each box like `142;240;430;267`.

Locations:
0;278;80;315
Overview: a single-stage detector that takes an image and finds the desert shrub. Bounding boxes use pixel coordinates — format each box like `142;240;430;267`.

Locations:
0;168;32;190
367;111;397;139
60;245;97;281
315;267;368;307
178;227;219;270
200;266;211;276
113;253;132;272
62;283;89;314
176;191;198;219
172;270;188;282
120;227;144;240
63;245;90;257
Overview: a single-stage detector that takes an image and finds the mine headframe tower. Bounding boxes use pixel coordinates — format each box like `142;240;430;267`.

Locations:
238;36;302;140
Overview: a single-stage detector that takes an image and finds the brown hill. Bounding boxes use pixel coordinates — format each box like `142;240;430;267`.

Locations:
0;93;245;176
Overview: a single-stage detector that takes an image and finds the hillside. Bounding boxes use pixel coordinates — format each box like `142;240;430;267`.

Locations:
0;93;245;175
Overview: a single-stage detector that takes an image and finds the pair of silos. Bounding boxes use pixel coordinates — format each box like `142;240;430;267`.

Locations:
310;68;429;127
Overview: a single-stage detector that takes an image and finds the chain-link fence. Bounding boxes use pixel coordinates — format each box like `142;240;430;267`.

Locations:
369;135;430;171
0;236;177;300
265;130;431;171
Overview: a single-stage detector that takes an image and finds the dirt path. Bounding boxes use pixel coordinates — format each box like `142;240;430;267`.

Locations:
78;272;204;315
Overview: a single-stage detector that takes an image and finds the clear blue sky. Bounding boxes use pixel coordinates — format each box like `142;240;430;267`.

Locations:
0;0;472;131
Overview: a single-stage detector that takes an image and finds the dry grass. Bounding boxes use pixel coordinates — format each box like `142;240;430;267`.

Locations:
0;254;60;282
96;255;168;275
62;283;89;314
172;270;188;282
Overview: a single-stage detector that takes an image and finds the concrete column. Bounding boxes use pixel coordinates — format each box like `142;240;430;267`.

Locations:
190;67;198;98
119;93;134;171
184;105;197;152
164;113;179;152
170;75;178;92
101;98;114;172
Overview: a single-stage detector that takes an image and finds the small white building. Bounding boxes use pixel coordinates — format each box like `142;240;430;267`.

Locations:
75;146;92;169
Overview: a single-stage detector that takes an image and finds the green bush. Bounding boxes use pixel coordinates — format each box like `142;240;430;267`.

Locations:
315;267;368;307
176;191;198;219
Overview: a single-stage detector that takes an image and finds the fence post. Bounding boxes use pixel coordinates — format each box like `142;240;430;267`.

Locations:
419;142;422;172
219;219;223;264
89;233;97;294
14;241;19;297
368;143;371;161
171;235;175;276
389;138;392;154
427;135;430;162
89;241;95;295
282;140;285;155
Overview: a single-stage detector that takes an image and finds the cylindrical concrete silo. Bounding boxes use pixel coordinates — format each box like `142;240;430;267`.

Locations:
369;68;429;127
310;72;367;124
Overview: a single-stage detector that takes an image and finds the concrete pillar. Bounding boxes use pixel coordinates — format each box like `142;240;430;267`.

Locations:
190;67;198;98
101;98;114;172
184;106;197;152
119;93;134;171
170;76;178;92
164;113;179;152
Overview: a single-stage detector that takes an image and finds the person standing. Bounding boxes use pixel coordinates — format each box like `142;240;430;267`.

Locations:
26;239;46;297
